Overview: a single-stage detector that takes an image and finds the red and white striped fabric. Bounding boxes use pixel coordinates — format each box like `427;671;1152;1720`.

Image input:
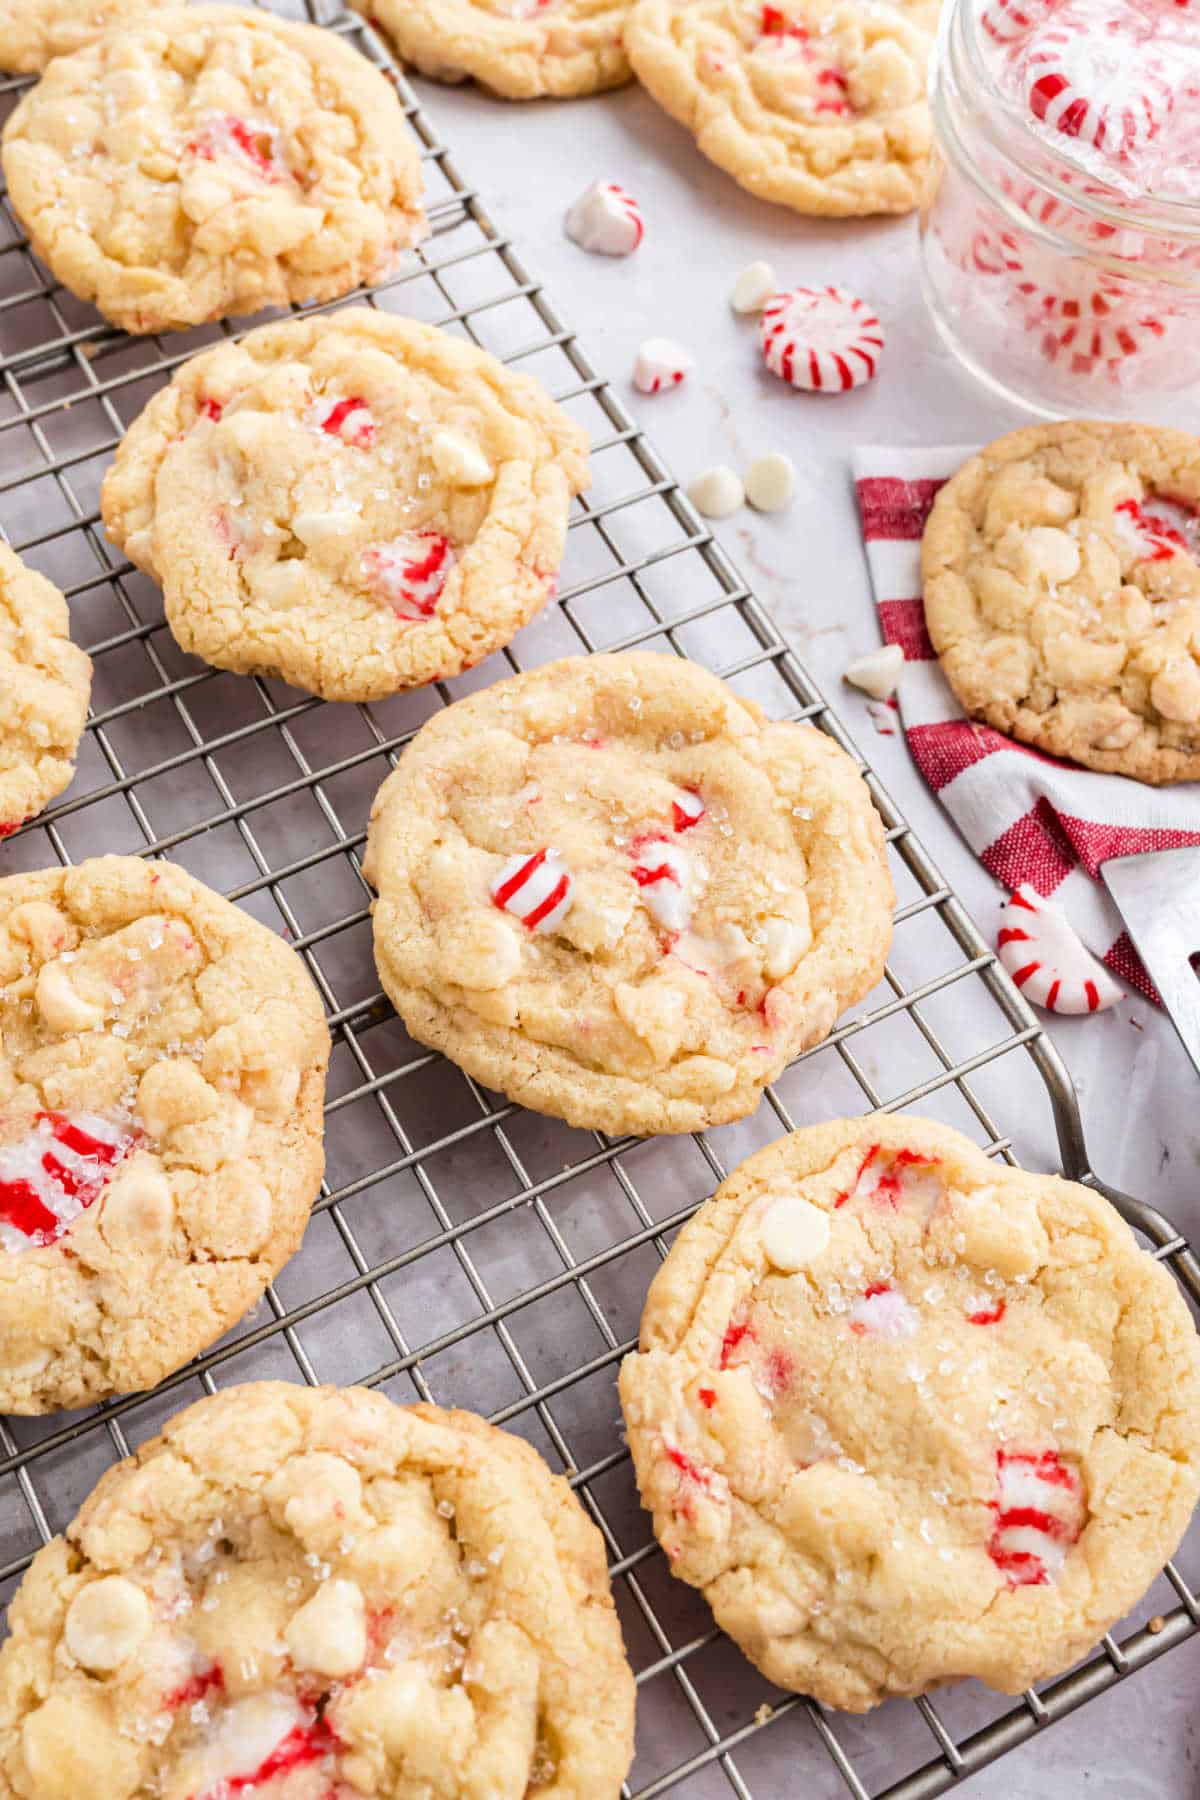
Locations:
853;446;1200;1005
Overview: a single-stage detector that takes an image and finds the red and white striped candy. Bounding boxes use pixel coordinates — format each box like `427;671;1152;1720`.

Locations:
0;1112;136;1254
491;848;573;933
834;1144;943;1213
630;836;691;932
311;394;375;449
988;1448;1084;1587
183;1694;337;1799
1023;23;1174;157
997;885;1122;1014
979;0;1059;46
362;533;456;623
671;788;705;831
563;181;643;257
185;114;288;183
760;287;884;393
634;338;694;395
1111;495;1194;562
848;1281;917;1339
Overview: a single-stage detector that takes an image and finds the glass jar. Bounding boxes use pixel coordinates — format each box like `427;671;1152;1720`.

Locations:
920;0;1200;418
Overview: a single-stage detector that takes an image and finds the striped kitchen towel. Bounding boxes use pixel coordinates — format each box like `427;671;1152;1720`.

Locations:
853;446;1200;1003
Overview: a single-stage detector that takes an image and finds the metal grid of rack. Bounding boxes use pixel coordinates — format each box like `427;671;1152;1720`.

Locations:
0;4;1197;1793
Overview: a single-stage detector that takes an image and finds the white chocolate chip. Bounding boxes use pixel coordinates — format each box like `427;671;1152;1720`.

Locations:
731;261;777;314
35;961;104;1035
744;453;796;514
760;1194;830;1271
762;912;811;980
285;1578;366;1678
844;643;906;701
688;465;744;519
100;1167;175;1256
290;507;356;550
430;428;494;488
64;1576;153;1672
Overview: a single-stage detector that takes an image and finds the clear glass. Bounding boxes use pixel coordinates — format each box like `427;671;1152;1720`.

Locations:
921;0;1200;418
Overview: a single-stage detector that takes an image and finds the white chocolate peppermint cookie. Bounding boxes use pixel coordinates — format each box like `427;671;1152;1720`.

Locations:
760;286;884;391
364;652;893;1138
0;544;92;835
100;310;589;703
353;0;631;98
564;179;644;254
0;1383;636;1798
0;7;427;336
623;0;939;218
0;856;329;1412
997;884;1122;1014
922;421;1200;783
619;1114;1200;1710
0;0;154;72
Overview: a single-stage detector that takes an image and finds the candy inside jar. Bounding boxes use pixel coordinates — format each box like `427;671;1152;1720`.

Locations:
922;0;1200;417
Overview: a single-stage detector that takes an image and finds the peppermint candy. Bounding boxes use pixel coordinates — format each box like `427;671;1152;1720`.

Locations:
311;395;375;449
996;885;1122;1014
1111;496;1193;562
185;1694;338;1799
634;338;694;395
979;0;1058;45
563;181;643;256
630;836;691;932
989;1448;1084;1587
491;849;573;933
362;532;456;622
1021;15;1174;157
834;1144;943;1212
185;114;288;183
671;788;705;831
0;1112;136;1254
848;1281;918;1339
760;287;884;392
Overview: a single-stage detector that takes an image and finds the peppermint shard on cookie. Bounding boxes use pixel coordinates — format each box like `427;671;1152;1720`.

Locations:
623;0;938;216
922;420;1200;783
0;1382;637;1796
100;309;590;703
364;651;894;1136
0;6;427;335
619;1115;1200;1709
0;856;330;1412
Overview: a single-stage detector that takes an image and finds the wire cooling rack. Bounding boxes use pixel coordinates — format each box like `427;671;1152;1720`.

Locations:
0;4;1197;1794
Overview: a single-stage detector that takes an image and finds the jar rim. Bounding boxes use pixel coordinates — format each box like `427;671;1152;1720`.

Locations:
946;0;1200;238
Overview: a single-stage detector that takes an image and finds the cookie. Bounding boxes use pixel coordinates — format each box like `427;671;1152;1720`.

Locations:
0;1381;637;1798
922;421;1200;784
0;544;92;835
364;652;893;1137
0;0;153;72
354;0;631;98
619;1114;1200;1711
100;309;590;703
0;856;330;1413
0;6;427;336
623;0;937;217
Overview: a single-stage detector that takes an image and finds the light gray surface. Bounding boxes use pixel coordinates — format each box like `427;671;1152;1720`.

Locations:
422;70;1200;1799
